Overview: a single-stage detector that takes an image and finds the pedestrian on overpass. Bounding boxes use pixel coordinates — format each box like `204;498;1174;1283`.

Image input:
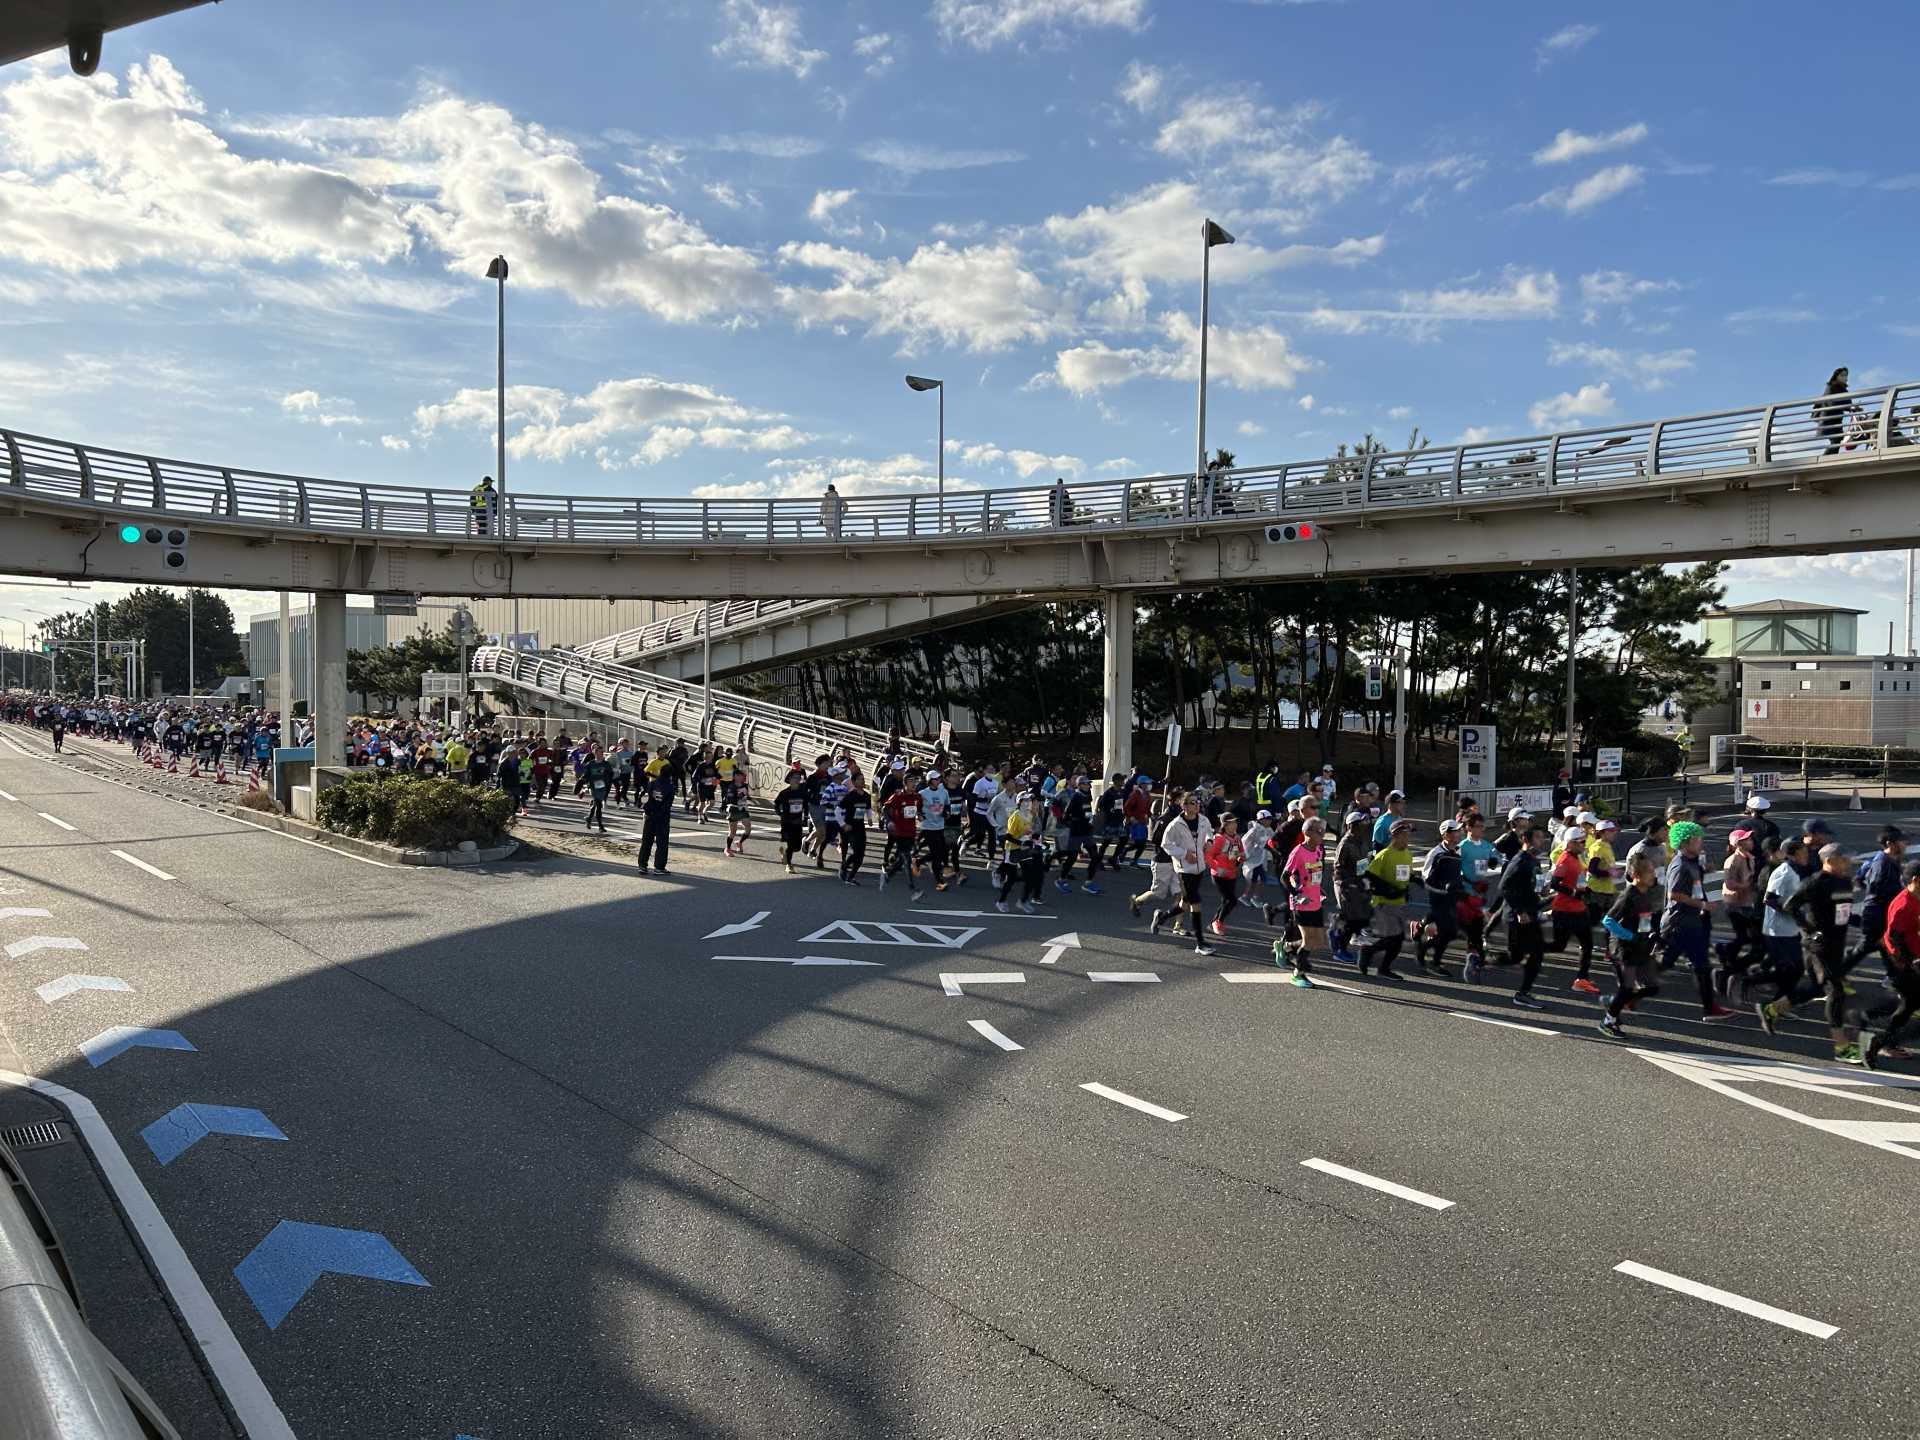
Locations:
820;483;846;538
471;475;496;536
638;760;675;874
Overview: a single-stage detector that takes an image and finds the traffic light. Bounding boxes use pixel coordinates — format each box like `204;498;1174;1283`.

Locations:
1263;521;1317;543
1365;662;1384;701
115;521;188;568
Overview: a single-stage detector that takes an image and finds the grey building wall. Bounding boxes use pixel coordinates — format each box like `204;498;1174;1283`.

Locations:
247;606;391;707
1738;656;1920;747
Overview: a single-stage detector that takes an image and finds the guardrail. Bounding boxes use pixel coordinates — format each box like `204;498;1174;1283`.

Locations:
5;381;1914;548
575;598;845;664
1;1142;179;1438
470;646;931;772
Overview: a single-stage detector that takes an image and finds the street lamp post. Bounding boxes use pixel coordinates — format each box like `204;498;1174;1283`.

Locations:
905;375;943;530
1194;219;1235;518
486;254;517;642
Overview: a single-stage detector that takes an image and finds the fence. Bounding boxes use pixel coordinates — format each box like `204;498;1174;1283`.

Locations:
1722;743;1898;806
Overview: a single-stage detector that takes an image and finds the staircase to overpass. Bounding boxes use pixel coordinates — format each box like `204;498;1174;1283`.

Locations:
469;645;933;782
574;594;1045;680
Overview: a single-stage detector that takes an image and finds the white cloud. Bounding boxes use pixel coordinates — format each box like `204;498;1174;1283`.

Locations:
1579;269;1679;306
944;438;1085;477
1051;312;1316;395
1296;394;1315;412
1459;425;1497;445
711;0;826;78
854;31;898;74
703;132;828;159
807;187;863;236
1117;60;1164;111
853;140;1026;173
1237;420;1266;436
1767;168;1871;188
931;0;1150;50
1536;23;1599;69
1406;268;1561;321
694;451;963;500
1532;122;1648;166
1726;305;1817;327
1528;382;1616;429
1148;89;1377;226
1547;339;1695;391
1095;457;1138;473
1386;405;1412;420
779;239;1068;352
417;375;810;469
380;434;411;451
702;181;757;211
280;389;362;427
1534;163;1644;215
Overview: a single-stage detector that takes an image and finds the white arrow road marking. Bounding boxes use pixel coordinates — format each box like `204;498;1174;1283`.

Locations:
800;920;983;949
110;850;176;881
1088;972;1161;983
0;908;52;921
1613;1261;1837;1339
702;910;772;940
1451;1011;1559;1036
36;812;75;832
713;954;884;968
940;972;1026;998
1301;1158;1454;1211
36;974;133;1005
5;936;88;960
1040;931;1081;965
1080;1082;1186;1123
1635;1050;1920;1160
968;1020;1023;1052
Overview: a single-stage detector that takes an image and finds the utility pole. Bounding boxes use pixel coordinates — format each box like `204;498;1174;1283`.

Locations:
187;589;195;696
278;592;292;749
1906;551;1914;654
701;598;714;737
91;606;100;699
1564;568;1578;779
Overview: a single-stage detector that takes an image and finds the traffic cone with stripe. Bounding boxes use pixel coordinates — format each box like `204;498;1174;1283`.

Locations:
214;759;229;785
167;755;178;773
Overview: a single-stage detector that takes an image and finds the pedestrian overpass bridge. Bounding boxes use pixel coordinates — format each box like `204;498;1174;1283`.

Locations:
5;378;1918;781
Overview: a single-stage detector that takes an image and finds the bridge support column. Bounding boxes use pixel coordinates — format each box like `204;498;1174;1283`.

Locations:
313;591;347;770
1102;591;1135;785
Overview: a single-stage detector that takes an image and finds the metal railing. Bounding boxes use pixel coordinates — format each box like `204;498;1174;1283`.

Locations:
6;381;1915;549
1;1144;179;1438
470;646;930;771
574;598;846;664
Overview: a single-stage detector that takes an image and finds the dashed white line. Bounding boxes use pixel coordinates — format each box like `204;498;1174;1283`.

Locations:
1080;1082;1187;1123
110;850;177;881
968;1020;1024;1052
1300;1157;1455;1211
36;812;76;832
1450;1011;1560;1036
0;788;16;801
1088;971;1161;983
1613;1261;1837;1339
940;972;1026;998
1221;972;1366;994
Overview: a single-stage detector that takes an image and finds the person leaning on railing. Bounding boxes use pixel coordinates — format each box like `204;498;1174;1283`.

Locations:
471;474;496;536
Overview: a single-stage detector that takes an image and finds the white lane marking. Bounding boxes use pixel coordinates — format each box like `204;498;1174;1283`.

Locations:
1041;930;1081;965
1300;1157;1455;1211
110;849;177;881
940;972;1026;998
36;974;133;1004
1080;1081;1187;1123
0;1070;294;1437
702;910;771;940
0;908;52;920
1613;1261;1837;1339
35;812;76;832
0;788;16;801
968;1020;1024;1052
1221;972;1367;994
1450;1011;1560;1037
5;935;88;960
1088;971;1161;983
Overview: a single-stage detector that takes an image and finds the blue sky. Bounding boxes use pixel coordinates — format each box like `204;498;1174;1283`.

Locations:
1;0;1916;642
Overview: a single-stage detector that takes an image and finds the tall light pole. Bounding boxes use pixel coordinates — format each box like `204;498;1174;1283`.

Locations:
905;375;943;526
1194;219;1235;514
486;254;516;642
187;588;195;696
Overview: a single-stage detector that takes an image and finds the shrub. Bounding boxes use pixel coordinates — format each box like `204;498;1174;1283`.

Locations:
234;788;283;815
315;775;513;850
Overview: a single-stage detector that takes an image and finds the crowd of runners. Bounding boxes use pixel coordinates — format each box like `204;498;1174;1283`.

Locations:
9;689;1917;1068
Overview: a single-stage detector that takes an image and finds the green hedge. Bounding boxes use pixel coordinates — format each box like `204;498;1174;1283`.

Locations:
314;775;514;850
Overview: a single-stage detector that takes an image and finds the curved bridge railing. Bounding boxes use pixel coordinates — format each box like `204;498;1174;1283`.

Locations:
5;381;1914;548
470;645;930;773
575;598;845;665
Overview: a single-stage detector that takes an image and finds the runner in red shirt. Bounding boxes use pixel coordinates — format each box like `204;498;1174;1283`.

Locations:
1868;861;1920;1067
1548;825;1599;994
882;784;923;900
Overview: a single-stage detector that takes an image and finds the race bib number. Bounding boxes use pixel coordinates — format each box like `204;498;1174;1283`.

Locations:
786;801;803;815
1836;902;1852;926
1395;864;1410;884
1637;915;1652;934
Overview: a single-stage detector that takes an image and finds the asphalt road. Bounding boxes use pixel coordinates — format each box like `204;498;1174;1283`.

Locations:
0;724;1914;1439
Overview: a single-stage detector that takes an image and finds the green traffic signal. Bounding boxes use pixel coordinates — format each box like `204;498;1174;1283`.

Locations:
118;523;141;543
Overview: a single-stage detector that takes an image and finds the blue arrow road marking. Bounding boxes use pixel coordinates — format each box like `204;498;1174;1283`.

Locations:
234;1220;429;1330
78;1026;196;1068
141;1104;288;1166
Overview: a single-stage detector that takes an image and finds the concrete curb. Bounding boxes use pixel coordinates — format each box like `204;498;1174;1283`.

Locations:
230;808;521;866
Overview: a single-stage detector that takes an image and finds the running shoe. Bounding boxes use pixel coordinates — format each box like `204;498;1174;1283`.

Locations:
1863;1044;1882;1071
1462;955;1482;985
1211;919;1228;938
1083;882;1102;896
878;872;889;892
1597;1015;1624;1039
1290;973;1314;989
1701;1004;1738;1023
935;882;949;893
845;877;861;886
1192;941;1215;956
1271;942;1288;968
1148;911;1163;935
1055;879;1072;895
995;900;1009;913
1884;1045;1915;1060
1333;948;1359;967
1512;992;1543;1010
1570;978;1602;996
1755;999;1778;1034
1836;1044;1865;1066
910;890;925;903
1019;900;1038;915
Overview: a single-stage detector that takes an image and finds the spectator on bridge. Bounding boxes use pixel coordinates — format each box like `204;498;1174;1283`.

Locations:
471;474;496;536
820;483;846;539
1816;368;1849;455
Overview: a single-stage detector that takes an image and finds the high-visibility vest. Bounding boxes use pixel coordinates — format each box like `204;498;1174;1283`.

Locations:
1254;771;1277;806
471;484;492;511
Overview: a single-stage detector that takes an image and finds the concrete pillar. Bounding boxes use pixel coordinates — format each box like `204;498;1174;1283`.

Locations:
313;591;347;769
1102;590;1135;783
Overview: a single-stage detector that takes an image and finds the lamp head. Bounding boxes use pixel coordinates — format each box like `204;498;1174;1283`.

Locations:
485;255;510;281
904;375;942;392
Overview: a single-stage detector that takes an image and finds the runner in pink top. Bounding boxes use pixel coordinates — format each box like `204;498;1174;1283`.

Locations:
1278;817;1329;987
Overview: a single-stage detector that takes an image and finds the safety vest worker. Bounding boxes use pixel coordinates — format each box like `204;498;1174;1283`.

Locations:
470;476;495;534
1254;768;1279;808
